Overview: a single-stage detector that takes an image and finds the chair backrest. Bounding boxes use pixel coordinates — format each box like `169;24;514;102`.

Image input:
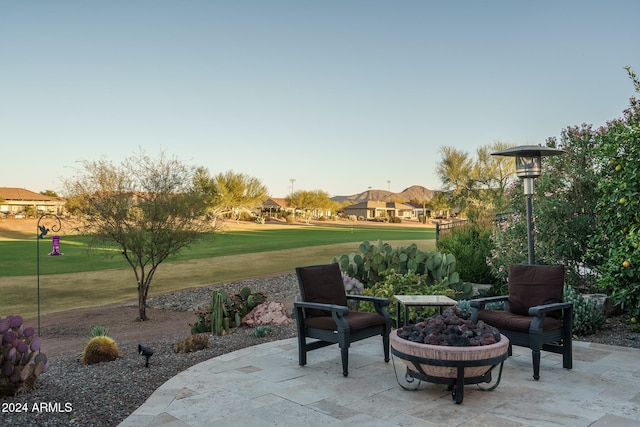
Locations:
508;264;565;319
296;263;347;317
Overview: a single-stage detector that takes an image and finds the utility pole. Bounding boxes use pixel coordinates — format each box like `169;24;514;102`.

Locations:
289;178;296;195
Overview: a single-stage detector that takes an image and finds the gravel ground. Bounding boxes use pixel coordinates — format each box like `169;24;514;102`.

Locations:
1;273;299;427
2;271;639;427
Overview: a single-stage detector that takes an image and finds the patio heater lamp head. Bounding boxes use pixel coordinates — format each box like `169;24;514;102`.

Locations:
492;145;565;194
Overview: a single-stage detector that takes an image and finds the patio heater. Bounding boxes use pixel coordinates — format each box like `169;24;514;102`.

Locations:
491;145;565;264
36;213;62;336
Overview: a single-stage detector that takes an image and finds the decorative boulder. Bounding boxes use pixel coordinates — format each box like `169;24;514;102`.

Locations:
242;302;293;327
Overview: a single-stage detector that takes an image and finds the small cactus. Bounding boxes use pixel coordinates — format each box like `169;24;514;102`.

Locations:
252;325;273;338
190;286;267;335
82;336;120;365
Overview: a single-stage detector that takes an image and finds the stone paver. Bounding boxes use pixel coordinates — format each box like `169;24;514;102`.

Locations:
119;338;640;427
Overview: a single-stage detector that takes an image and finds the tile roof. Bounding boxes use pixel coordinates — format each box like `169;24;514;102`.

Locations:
0;187;56;201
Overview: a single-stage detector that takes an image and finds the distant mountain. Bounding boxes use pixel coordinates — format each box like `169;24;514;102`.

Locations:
331;185;436;204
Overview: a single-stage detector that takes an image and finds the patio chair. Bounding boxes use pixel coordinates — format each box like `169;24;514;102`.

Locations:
470;264;573;380
294;263;391;377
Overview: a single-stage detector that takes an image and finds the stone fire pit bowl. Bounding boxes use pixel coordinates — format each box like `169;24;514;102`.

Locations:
390;330;509;404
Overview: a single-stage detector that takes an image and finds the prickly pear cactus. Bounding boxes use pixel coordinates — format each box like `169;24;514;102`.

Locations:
332;240;465;292
0;315;49;397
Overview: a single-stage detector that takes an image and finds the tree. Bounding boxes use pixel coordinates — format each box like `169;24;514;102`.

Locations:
436;146;474;212
428;191;451;219
475;141;515;212
488;127;600;290
193;169;268;222
286;190;334;223
40;190;58;197
436;143;515;216
591;71;640;315
64;151;212;321
192;167;223;221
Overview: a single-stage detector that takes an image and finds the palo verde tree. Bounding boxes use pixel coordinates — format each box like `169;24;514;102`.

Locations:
436;142;515;216
192;168;268;222
64;150;212;321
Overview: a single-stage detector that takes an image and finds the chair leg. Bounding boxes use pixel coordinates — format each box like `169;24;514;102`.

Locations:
530;336;542;380
298;336;307;367
383;330;390;363
563;337;573;370
340;347;349;377
532;349;541;380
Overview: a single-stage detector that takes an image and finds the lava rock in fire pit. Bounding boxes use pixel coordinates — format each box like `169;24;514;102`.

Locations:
397;306;501;346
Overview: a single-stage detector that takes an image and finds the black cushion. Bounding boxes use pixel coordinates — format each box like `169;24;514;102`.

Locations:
296;263;347;317
508;264;565;319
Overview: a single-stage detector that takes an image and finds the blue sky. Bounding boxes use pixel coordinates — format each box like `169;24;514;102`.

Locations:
2;1;639;198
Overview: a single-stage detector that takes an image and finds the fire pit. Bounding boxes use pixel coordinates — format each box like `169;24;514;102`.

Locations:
390;308;509;404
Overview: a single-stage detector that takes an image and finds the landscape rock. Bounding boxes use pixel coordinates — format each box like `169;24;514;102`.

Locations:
242;301;293;327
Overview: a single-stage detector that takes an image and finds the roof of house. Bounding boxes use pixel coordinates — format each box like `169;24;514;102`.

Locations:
0;187;56;201
263;197;290;208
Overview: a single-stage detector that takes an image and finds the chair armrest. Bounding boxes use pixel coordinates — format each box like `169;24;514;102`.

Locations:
469;295;508;309
347;295;391;318
294;301;349;315
528;301;573;317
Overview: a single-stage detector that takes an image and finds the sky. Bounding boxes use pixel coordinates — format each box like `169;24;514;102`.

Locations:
2;1;639;198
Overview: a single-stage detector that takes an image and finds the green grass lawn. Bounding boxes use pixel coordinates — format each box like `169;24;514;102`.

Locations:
0;225;435;276
0;225;436;319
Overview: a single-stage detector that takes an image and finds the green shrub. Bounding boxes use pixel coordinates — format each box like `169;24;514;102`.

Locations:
361;270;455;323
436;218;495;284
238;211;257;222
564;285;606;336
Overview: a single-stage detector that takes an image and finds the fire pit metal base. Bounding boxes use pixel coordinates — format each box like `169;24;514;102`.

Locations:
390;333;509;404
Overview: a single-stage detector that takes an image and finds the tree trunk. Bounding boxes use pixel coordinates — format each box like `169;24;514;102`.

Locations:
138;282;148;321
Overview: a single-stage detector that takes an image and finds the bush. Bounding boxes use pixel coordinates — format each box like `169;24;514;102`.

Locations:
564;285;606;336
590;95;640;316
174;335;210;353
436;218;495;284
361;270;454;323
238;211;255;222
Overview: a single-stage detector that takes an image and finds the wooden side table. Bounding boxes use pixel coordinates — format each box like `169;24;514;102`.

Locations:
393;295;457;328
